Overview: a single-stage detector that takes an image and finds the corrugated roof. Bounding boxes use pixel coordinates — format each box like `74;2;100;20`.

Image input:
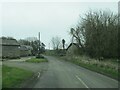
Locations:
0;38;20;46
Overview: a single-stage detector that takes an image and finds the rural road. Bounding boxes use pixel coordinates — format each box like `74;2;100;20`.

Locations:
3;56;119;88
0;61;2;90
34;56;118;88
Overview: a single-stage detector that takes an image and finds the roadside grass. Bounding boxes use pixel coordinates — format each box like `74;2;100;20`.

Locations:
61;55;119;80
2;65;33;88
0;64;2;89
73;60;118;79
26;58;48;63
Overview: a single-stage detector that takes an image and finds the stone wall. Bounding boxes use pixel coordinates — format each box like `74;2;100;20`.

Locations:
2;45;20;58
20;50;30;57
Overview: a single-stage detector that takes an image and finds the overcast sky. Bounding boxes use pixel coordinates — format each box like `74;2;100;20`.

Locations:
0;0;119;49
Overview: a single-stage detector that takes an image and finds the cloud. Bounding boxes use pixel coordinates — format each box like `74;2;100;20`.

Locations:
1;2;118;49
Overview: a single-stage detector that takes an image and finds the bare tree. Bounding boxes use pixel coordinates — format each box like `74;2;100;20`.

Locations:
25;37;37;42
51;36;61;50
70;27;85;49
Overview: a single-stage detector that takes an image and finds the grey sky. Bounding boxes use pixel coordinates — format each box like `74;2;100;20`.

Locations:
1;1;119;49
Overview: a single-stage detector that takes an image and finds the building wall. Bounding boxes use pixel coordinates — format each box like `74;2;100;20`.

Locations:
20;50;31;57
2;45;20;58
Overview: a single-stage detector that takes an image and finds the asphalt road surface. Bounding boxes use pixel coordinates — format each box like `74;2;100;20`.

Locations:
3;56;119;88
34;56;118;88
0;61;2;90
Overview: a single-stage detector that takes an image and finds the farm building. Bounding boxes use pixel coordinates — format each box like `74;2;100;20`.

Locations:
20;45;33;57
0;37;20;59
66;43;81;56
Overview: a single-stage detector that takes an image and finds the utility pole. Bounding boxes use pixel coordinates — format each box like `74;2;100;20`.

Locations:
38;32;40;54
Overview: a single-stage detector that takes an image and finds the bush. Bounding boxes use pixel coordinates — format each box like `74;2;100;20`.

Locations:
36;54;44;59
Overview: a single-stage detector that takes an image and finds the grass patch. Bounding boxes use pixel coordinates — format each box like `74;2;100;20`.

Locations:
2;65;33;88
26;58;48;63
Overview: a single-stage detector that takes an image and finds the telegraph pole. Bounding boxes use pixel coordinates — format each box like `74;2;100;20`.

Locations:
38;32;40;54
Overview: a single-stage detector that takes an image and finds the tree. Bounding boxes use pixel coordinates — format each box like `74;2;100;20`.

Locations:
18;37;45;55
70;27;85;49
18;39;30;45
70;10;119;58
62;39;65;49
51;36;61;50
25;37;37;42
84;10;118;58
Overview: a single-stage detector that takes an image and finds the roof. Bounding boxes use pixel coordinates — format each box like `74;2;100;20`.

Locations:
66;43;79;51
0;37;20;46
20;45;33;51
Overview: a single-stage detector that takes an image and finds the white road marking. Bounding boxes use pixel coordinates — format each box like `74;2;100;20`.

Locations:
38;72;40;78
76;75;89;88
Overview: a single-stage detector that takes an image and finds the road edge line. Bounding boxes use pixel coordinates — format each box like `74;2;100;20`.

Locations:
76;75;89;88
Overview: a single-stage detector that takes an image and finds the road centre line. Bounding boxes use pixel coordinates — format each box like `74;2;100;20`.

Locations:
76;75;89;88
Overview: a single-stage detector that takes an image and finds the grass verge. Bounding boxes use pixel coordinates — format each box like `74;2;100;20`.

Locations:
72;60;118;80
26;58;48;63
2;65;33;88
61;56;119;80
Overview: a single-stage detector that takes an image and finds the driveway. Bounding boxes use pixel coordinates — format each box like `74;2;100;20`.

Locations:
3;57;48;73
2;57;48;88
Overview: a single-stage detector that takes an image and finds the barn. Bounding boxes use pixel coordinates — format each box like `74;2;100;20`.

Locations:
0;37;20;59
